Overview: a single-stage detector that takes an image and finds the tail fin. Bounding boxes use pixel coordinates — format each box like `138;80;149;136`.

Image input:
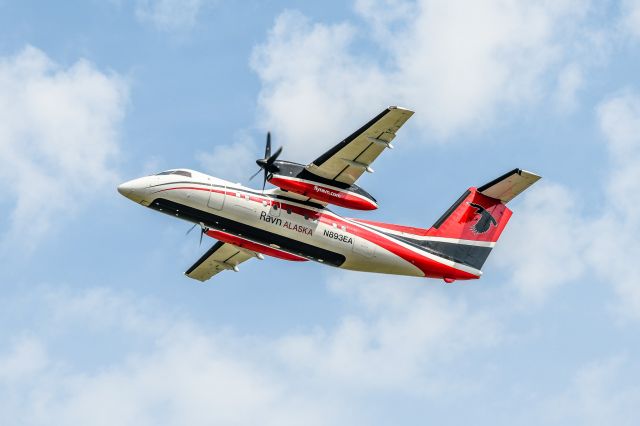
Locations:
427;169;540;272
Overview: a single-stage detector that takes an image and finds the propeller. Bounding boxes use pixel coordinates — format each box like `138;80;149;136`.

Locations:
186;222;208;246
250;132;283;192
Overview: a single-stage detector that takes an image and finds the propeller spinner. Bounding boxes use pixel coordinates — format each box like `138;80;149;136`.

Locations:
250;132;282;191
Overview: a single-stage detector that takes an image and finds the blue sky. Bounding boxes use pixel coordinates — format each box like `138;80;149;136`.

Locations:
1;0;640;424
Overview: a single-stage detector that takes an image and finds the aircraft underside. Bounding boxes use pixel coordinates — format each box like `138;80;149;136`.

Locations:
144;179;484;280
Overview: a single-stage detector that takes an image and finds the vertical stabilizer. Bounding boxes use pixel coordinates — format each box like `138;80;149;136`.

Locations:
427;169;540;270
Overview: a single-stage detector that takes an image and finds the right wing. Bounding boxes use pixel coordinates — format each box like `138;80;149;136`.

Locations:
304;106;414;186
185;241;257;282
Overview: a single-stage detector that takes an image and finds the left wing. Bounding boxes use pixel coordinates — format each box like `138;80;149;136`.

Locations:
185;241;257;282
304;106;414;186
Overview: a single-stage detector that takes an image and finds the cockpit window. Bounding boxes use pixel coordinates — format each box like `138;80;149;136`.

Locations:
156;170;192;178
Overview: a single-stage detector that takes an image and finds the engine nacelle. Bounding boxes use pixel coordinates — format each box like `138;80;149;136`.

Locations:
269;174;378;210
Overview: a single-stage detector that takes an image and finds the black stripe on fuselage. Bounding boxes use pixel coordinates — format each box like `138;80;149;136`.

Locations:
149;198;346;267
400;238;492;271
354;221;492;271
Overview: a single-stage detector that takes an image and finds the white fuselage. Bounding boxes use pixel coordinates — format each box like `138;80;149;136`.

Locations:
118;170;427;277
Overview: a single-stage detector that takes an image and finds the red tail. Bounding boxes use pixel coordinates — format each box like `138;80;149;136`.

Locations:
424;169;540;273
352;169;540;277
427;188;512;243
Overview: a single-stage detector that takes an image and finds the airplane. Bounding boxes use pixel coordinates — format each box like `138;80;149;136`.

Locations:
117;106;540;283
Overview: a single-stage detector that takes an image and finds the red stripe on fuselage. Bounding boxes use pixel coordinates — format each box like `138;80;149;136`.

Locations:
350;218;429;236
154;185;479;279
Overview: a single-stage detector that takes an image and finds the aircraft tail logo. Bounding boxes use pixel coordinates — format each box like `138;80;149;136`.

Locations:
468;202;498;234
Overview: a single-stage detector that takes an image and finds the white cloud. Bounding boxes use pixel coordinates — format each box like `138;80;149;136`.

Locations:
353;0;416;43
0;286;342;425
44;286;170;336
0;280;500;425
497;91;640;318
597;90;640;166
30;330;337;426
278;276;501;394
541;357;640;426
135;0;213;32
197;131;259;184
251;11;388;162
589;91;640;319
621;0;640;40
0;46;127;248
0;337;48;382
250;0;596;160
554;63;584;112
495;183;588;304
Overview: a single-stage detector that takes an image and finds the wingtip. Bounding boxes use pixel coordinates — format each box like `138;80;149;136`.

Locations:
388;105;415;114
478;168;542;203
518;169;542;180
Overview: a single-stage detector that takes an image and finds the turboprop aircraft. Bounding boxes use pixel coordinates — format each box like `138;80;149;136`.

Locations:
118;106;540;283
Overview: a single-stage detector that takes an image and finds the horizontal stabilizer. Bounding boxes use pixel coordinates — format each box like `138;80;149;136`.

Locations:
477;168;541;203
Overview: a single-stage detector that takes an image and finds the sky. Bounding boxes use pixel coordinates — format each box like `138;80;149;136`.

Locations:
1;0;640;424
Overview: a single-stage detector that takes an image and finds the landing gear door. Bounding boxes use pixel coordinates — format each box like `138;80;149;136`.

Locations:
207;182;225;210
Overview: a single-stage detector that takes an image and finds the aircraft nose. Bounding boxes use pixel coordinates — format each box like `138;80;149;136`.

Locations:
117;178;147;203
117;181;133;196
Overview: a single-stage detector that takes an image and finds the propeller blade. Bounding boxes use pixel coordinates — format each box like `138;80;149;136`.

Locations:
199;227;204;246
266;146;283;165
186;223;198;236
262;170;267;192
265;132;271;158
250;168;262;180
253;132;281;188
